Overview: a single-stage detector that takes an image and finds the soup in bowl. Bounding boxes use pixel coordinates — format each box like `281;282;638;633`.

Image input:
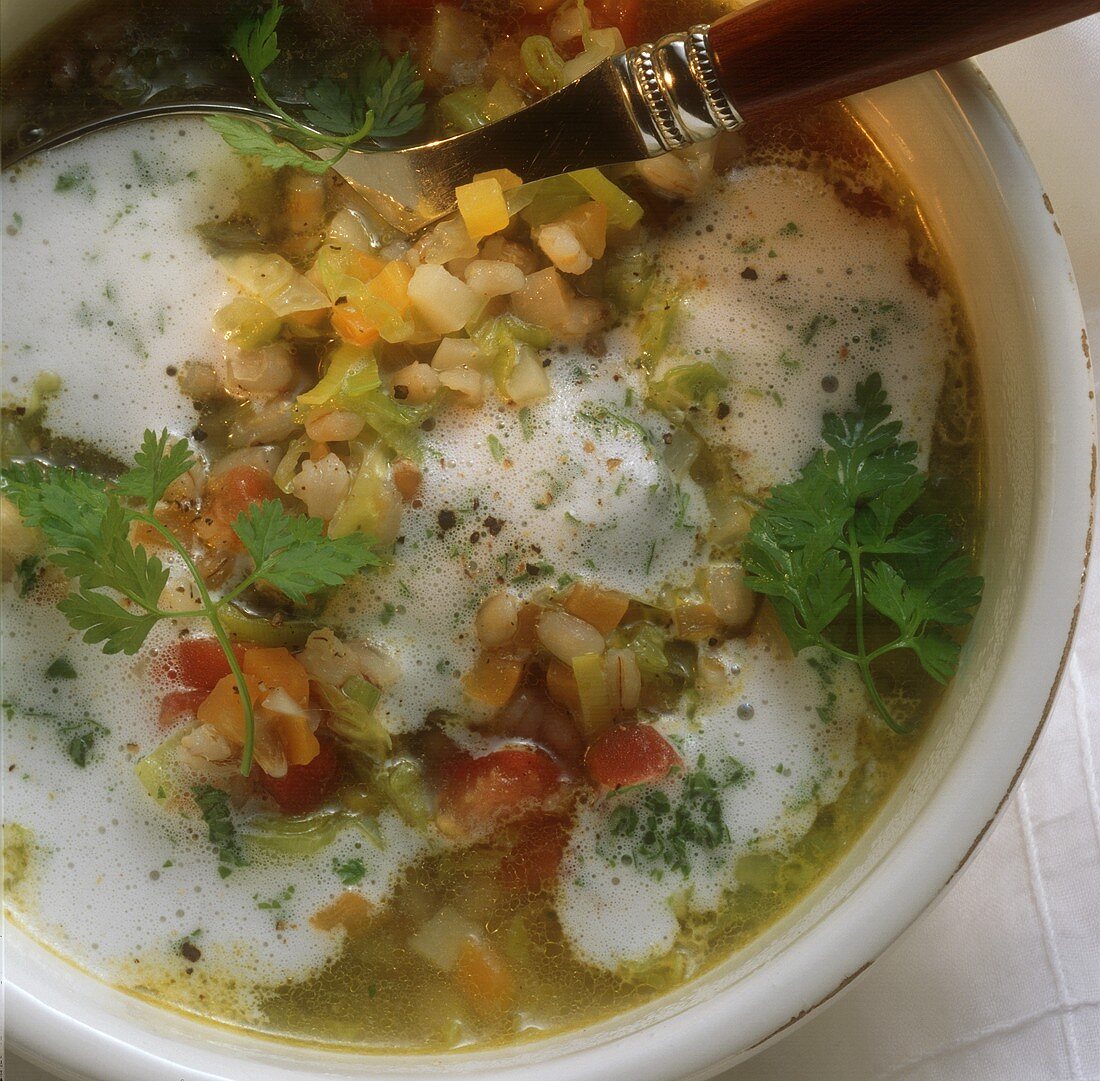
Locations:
1;0;1093;1078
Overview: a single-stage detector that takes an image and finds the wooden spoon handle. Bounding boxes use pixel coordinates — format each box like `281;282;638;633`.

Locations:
707;0;1100;122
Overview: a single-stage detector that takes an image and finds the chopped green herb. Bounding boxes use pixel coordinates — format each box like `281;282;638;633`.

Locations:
63;719;108;767
799;313;838;346
255;884;295;910
578;403;653;446
778;221;801;236
333;856;367;885
14;555;41;597
742;374;983;733
45;657;77;680
192;784;246;876
734;237;763;254
518;407;535;441
54;165;95;199
486;434;507;463
379;602;397;625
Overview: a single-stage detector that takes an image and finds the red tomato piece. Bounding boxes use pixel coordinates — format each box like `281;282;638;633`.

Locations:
256;739;341;815
500;813;571;894
206;466;281;520
157;689;208;729
584;723;681;789
436;746;563;840
153;637;247;691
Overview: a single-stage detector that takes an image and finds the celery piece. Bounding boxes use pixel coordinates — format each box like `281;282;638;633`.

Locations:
315;677;392;763
474;314;553;397
620;622;670;678
636;291;682;374
572;651;612;738
213;297;282;348
520;35;565;92
296;344;381;414
356;389;434;462
571;168;643;229
438;86;490;133
219;603;317;647
328;440;400;543
135;730;187;803
375;758;433;829
273;435;311;494
519;175;590;228
243;808;382;855
647;363;729;416
314;247;413;343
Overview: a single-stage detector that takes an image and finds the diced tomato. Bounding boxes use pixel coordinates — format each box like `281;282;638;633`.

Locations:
436;746;562;840
584;723;681;789
157;689;208;729
196;466;281;551
153;636;248;692
589;0;641;45
500;812;571;894
257;738;341;814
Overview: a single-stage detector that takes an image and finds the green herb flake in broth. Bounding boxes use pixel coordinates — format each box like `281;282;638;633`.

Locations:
45;656;77;680
192;784;247;878
333;856;367;885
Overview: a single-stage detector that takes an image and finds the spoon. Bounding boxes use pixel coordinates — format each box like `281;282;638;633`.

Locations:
7;0;1099;232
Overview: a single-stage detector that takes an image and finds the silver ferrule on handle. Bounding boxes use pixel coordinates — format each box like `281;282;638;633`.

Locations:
613;24;744;156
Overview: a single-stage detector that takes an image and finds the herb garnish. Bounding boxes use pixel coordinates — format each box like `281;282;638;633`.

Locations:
192;784;246;878
45;657;77;680
1;430;380;773
741;374;982;733
208;1;425;174
333;856;366;885
607;756;747;880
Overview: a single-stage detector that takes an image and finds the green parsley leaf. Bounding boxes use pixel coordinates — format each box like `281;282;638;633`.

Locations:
192;784;246;875
333;856;366;885
203;116;330;175
114;429;197;510
214;2;424;172
232;500;381;604
15;554;41;596
742;374;983;733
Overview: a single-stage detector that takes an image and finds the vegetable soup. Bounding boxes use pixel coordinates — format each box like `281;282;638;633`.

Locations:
1;0;981;1052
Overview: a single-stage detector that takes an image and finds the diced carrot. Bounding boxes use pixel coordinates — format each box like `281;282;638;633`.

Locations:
349;249;387;282
673;602;720;642
563;582;629;635
436;746;562;839
196;467;282;551
331;302;381;347
584;723;681;789
275;712;321;766
311;890;376;934
461;651;524;708
500;812;570;894
197;672;263;747
157;689;208;729
513;602;542;652
545;658;582;718
243;647;310;707
368;260;414;314
454;938;513;1014
257;737;340;814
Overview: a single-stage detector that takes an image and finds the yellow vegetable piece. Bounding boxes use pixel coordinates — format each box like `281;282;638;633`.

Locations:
473;167;524;190
572;652;613;738
368;260;414;314
456;177;510;240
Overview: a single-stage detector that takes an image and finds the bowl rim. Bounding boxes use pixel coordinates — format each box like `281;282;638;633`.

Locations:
5;59;1096;1081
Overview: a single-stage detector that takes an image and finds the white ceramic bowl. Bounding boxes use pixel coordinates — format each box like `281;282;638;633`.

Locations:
3;4;1096;1078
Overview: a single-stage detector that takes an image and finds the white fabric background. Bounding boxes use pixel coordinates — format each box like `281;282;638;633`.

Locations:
6;18;1100;1081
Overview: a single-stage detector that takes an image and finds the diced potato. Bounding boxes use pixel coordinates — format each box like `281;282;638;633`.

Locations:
438;367;486;406
484;79;525;122
420;6;488;92
456;177;510;241
407;265;483;333
464;259;527;297
534;222;592;275
504;346;551;406
511;267;604;338
410;217;479;267
432;336;485;371
390;362;441;405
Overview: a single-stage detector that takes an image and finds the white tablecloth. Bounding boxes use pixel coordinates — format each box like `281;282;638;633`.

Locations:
6;19;1100;1081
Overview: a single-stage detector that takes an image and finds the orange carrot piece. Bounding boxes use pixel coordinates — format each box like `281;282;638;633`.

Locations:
563;583;630;635
276;713;320;766
461;651;524;708
196;673;263;747
243;647;310;707
454;939;514;1014
310;891;376;934
331;303;381;346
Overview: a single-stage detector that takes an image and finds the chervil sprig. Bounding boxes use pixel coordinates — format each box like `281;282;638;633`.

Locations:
1;431;381;773
741;374;982;733
209;1;425;173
